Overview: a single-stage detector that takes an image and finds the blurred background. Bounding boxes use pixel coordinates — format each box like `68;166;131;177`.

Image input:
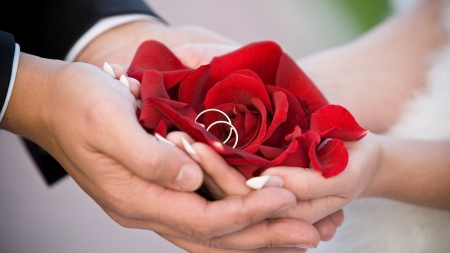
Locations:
0;1;391;252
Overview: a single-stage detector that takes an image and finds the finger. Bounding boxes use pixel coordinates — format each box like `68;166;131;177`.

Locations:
162;235;308;253
167;131;251;196
313;215;338;241
108;62;128;78
127;77;141;98
110;177;297;239
272;195;348;224
119;75;141;98
329;209;345;227
107;208;317;250
90;100;203;192
261;167;344;200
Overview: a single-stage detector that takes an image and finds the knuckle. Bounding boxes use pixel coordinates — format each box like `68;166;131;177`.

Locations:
292;178;314;199
190;226;212;241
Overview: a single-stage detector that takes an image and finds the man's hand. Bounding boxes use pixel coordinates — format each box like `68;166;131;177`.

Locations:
0;53;323;252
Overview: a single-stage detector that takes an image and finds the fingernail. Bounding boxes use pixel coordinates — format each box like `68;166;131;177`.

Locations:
175;164;201;191
136;99;142;109
155;133;175;146
181;137;201;163
119;75;130;88
103;62;116;78
295;243;317;249
246;175;283;190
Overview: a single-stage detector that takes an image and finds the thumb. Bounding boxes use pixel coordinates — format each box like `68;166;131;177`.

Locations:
97;105;203;192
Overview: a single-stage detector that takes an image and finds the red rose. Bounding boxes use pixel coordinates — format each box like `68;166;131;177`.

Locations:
128;40;367;179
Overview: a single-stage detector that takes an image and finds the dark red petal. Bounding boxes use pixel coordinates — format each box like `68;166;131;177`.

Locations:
309;139;348;178
153;118;171;137
265;126;309;168
239;98;268;150
263;91;288;142
297;130;321;164
310;105;368;141
233;165;262;179
205;73;272;112
264;85;308;146
127;40;188;81
258;145;284;160
276;53;328;112
162;69;191;91
178;65;211;112
210;41;283;85
140;98;196;129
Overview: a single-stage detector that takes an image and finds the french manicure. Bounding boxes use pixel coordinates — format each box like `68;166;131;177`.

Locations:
246;175;283;190
181;137;201;163
103;62;116;78
155;133;175;146
295;243;317;249
119;75;130;88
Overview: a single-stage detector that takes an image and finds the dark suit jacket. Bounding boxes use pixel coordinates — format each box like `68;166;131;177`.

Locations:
0;0;162;185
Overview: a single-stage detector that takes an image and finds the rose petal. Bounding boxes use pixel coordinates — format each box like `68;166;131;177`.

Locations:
234;165;262;179
178;65;211;112
264;86;308;146
310;105;368;141
140;71;170;100
309;139;348;178
275;53;328;112
210;41;283;85
153;118;171;137
264;90;288;142
258;145;284;160
162;69;191;91
205;73;273;113
128;40;188;81
140;98;196;129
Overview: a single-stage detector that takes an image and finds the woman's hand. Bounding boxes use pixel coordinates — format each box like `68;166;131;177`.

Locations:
259;133;383;223
166;131;345;250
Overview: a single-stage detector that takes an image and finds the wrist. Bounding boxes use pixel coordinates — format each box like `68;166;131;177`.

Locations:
357;133;388;198
0;53;63;142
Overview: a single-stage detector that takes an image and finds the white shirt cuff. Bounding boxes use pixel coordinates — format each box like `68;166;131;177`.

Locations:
0;43;20;123
65;14;159;62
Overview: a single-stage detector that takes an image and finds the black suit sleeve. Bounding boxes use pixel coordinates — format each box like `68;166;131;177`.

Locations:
0;0;164;186
0;31;16;119
0;0;164;60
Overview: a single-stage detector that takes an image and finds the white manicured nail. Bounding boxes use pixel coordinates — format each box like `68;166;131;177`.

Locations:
155;133;175;146
103;62;116;78
181;137;201;163
119;75;130;88
246;175;283;190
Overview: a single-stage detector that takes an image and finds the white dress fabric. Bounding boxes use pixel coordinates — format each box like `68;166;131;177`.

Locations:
311;0;450;252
